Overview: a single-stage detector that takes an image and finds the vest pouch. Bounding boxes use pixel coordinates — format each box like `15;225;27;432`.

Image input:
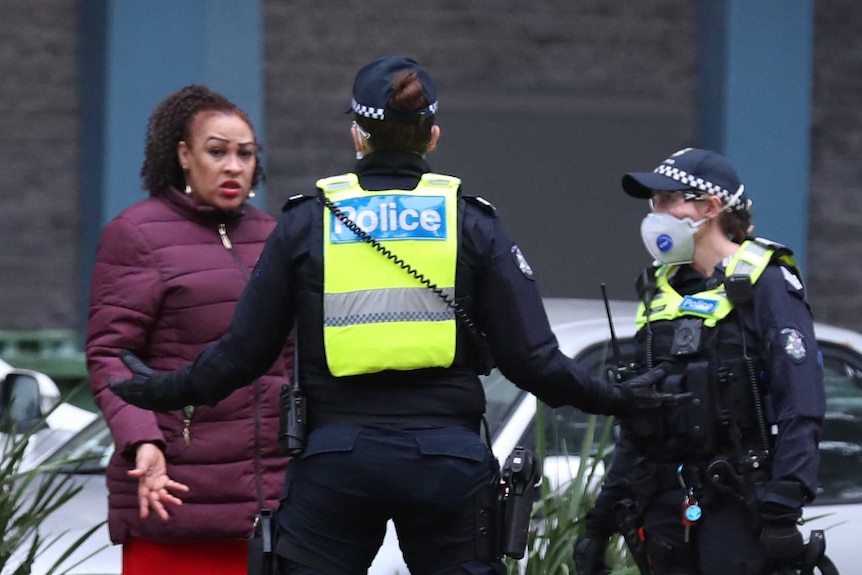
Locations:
683;360;715;455
660;373;689;439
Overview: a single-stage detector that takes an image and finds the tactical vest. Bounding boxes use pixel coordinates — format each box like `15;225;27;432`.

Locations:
629;240;796;462
317;172;460;377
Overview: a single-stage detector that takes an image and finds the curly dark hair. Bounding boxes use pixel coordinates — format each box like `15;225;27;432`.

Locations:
719;208;754;244
140;84;264;194
354;70;436;153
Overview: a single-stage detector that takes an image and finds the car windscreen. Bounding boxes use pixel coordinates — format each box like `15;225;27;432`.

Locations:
42;415;113;474
481;369;526;438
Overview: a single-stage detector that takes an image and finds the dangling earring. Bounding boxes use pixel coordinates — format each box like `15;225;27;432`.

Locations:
183;169;192;195
248;189;256;199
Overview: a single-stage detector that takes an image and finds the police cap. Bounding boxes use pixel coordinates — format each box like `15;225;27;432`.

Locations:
350;56;438;125
622;148;750;212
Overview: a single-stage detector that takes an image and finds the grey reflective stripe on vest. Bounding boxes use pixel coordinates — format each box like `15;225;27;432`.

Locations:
324;287;455;327
731;241;771;277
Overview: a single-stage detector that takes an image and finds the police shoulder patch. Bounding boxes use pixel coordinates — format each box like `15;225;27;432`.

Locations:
511;245;534;279
780;327;806;363
462;195;497;216
281;193;316;212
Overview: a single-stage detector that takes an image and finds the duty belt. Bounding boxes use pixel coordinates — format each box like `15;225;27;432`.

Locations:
311;411;481;434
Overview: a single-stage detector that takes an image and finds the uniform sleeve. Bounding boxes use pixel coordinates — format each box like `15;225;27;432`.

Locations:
186;212;298;405
85;217;164;456
471;212;620;414
754;264;825;505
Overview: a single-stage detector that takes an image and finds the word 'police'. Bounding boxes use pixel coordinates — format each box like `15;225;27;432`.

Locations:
330;195;448;243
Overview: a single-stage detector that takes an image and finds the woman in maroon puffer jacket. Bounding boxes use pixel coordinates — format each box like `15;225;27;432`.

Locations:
86;85;292;575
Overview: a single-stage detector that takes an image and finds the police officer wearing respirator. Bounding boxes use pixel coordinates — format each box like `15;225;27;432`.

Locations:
109;56;673;575
572;148;827;575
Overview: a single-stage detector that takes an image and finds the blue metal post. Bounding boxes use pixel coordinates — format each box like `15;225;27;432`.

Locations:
697;0;814;272
77;0;264;337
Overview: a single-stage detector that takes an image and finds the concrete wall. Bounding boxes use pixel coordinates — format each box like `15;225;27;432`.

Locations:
0;0;860;331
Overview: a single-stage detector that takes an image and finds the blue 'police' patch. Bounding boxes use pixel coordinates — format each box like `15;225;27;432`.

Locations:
330;195;448;243
780;328;806;363
679;295;718;315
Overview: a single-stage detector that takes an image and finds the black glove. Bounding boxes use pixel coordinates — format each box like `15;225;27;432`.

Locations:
109;350;197;412
572;534;610;575
759;503;805;561
612;362;688;417
573;501;616;575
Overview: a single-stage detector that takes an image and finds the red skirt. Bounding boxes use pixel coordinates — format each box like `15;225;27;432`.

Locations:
122;537;248;575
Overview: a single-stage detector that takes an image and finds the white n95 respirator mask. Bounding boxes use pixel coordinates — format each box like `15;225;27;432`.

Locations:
640;212;707;265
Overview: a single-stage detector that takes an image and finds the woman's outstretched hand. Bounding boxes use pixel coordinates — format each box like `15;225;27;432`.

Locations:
128;442;190;520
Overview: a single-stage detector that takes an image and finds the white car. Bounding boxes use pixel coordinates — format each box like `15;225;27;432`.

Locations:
0;357;96;468
28;299;862;574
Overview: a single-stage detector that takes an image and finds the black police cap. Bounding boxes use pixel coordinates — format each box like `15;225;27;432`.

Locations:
349;56;438;125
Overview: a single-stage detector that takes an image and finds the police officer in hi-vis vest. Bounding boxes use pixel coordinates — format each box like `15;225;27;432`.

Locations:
573;148;826;575
110;56;673;575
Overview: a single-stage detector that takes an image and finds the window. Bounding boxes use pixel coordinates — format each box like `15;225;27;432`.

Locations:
814;342;862;505
513;338;634;458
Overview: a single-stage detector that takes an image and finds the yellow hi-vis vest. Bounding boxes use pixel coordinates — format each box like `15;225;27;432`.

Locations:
635;239;795;329
318;172;460;377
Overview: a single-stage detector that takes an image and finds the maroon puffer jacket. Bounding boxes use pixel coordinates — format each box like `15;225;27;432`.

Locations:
86;188;292;544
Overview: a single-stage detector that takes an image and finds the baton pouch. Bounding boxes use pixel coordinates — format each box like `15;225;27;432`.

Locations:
247;509;276;575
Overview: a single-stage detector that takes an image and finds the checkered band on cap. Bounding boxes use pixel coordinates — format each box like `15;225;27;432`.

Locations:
351;98;438;121
654;164;746;211
351;98;385;120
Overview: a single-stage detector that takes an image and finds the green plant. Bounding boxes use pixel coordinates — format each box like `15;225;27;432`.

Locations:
0;391;106;575
505;400;636;575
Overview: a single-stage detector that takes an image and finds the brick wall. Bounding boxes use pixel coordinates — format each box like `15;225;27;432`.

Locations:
0;1;80;329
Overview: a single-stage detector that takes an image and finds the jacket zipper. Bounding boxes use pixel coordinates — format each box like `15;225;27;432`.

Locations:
219;223;249;272
182;405;194;447
218;223;233;249
215;223;264;508
181;224;243;449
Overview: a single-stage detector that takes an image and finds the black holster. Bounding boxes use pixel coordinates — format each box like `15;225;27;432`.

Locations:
500;446;541;559
247;509;276;575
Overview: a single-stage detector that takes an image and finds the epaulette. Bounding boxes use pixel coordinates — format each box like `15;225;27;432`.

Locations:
281;193;316;212
752;237;803;284
462;195;497;217
753;236;794;256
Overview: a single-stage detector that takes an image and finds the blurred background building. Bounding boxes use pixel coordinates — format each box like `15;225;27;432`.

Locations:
0;0;860;382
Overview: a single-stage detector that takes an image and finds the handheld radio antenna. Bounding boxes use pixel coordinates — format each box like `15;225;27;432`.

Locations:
601;283;622;363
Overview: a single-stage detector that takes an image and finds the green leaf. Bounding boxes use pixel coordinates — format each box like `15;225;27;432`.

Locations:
0;382;105;575
506;412;635;574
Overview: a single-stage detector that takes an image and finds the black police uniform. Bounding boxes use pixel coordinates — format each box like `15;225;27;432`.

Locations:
584;254;825;575
171;151;629;575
